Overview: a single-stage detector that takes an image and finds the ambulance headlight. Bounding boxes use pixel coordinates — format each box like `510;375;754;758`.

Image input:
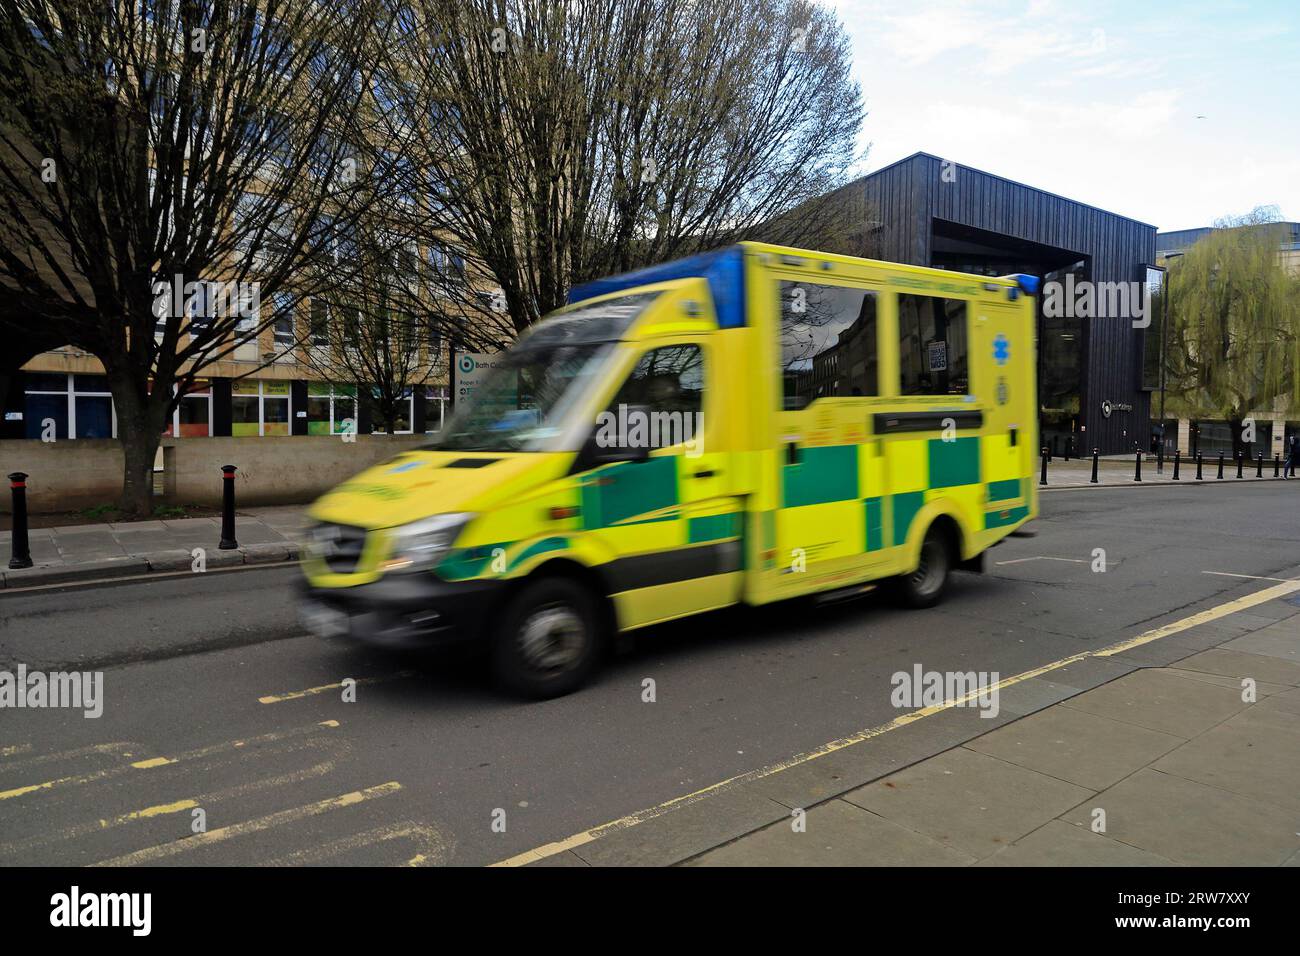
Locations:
382;513;474;572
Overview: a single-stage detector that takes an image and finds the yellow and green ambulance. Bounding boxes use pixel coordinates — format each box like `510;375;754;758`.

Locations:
298;242;1038;696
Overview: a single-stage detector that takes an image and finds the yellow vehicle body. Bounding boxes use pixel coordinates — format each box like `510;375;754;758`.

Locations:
299;242;1038;688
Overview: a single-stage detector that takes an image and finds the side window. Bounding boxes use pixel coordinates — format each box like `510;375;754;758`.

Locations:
779;281;878;409
605;344;704;450
897;294;968;395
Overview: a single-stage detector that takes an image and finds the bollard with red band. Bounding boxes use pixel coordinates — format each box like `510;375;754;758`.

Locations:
219;465;238;550
8;472;33;569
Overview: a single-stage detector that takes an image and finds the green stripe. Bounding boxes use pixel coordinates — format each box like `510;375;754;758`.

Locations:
928;436;981;488
507;536;569;571
436;541;512;581
864;496;883;551
984;505;1029;529
782;444;858;508
987;478;1021;502
688;512;741;543
581;456;678;529
892;491;924;546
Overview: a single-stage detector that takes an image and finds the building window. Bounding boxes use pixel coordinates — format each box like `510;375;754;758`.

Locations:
272;292;295;347
369;388;414;434
231;380;292;436
309;299;330;346
22;373;115;440
165;381;212;438
779;281;879;409
897;294;968;396
424;385;448;432
306;383;357;435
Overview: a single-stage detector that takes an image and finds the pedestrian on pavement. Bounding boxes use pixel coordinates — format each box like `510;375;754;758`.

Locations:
1286;433;1298;479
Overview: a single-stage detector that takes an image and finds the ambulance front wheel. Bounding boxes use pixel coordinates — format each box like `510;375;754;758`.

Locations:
892;523;954;609
491;576;603;699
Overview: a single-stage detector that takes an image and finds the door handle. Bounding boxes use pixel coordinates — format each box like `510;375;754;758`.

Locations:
688;469;719;479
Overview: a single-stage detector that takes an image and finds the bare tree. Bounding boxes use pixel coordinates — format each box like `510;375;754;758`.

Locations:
380;0;865;333
0;0;409;513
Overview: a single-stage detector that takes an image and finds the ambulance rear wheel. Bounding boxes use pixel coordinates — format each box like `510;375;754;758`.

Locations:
893;524;953;609
491;577;602;699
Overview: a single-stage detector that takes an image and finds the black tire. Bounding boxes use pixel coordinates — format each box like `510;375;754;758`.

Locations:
891;523;954;609
491;577;603;699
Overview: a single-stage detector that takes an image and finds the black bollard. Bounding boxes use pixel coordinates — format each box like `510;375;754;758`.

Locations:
1236;454;1244;479
1040;447;1048;486
1217;452;1224;479
1275;454;1281;478
8;472;33;569
1196;453;1204;480
1256;454;1263;478
1134;450;1142;482
1172;450;1180;480
219;465;238;550
1090;448;1099;484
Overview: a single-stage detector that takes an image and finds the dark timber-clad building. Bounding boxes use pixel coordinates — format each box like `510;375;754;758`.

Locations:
851;152;1158;456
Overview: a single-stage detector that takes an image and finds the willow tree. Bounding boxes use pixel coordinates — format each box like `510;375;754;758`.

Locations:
0;0;408;513
380;0;866;333
1164;207;1300;457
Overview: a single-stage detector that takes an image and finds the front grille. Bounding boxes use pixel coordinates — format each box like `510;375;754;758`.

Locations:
309;522;368;574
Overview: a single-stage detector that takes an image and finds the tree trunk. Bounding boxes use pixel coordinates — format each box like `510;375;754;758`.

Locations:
119;424;162;517
104;364;170;517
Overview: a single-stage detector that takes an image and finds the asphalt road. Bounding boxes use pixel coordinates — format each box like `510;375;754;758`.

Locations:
2;482;1298;866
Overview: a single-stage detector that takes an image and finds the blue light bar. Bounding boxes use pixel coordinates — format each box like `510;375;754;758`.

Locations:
566;246;747;329
1011;274;1041;295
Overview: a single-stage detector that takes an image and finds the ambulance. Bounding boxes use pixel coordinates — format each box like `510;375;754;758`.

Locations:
298;242;1039;697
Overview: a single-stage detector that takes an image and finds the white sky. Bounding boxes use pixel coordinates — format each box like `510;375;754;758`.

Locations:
823;0;1300;231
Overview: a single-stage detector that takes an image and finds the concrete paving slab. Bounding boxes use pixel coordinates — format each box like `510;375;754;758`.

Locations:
1152;716;1300;812
965;704;1185;790
996;676;1084;716
573;786;790;867
1034;655;1138;693
1220;622;1300;664
1060;768;1300;866
746;705;1018;811
976;819;1180;867
1251;684;1300;715
1232;600;1300;622
1175;647;1300;687
108;520;168;532
1164;666;1291;698
840;746;1093;860
1158;622;1248;653
1106;641;1199;668
160;517;220;532
1058;668;1248;738
686;798;975;867
1231;698;1300;734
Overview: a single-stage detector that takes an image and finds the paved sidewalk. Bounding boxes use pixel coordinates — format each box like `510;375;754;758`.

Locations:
530;579;1300;867
0;506;309;588
1042;453;1293;488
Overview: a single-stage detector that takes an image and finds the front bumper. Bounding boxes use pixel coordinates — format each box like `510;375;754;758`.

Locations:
297;572;505;649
